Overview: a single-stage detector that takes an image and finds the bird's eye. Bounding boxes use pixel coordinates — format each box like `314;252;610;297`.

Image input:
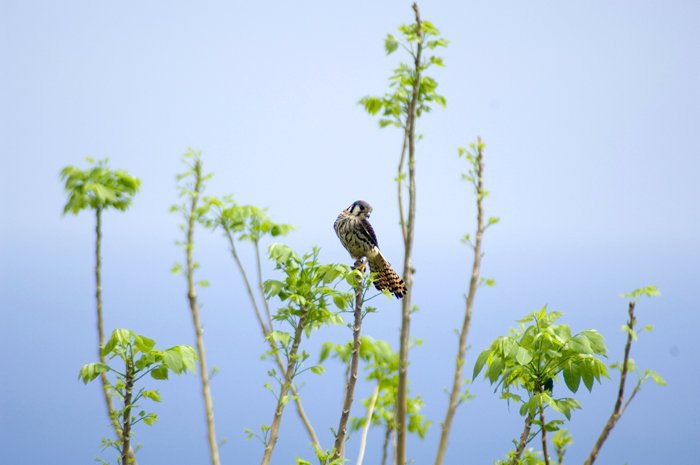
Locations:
359;205;365;210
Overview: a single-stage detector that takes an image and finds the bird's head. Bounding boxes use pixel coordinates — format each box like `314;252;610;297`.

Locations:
347;200;372;219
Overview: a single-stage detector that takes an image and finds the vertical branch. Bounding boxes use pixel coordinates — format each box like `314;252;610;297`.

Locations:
332;281;365;460
510;414;534;465
396;4;422;464
120;355;134;465
583;302;637;465
185;160;221;465
260;308;310;465
254;241;275;330
434;140;486;465
539;405;551;465
397;130;409;244
95;208;138;464
225;232;322;451
381;426;392;465
356;383;381;465
95;207;115;423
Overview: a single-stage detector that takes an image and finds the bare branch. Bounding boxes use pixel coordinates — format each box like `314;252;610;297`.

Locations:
434;138;486;465
332;279;366;461
184;158;221;465
583;302;637;465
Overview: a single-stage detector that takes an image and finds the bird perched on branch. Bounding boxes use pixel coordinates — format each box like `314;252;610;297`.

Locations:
334;200;406;299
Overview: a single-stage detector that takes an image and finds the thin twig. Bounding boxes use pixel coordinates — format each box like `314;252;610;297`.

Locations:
356;383;381;465
397;129;409;244
255;240;275;330
332;280;365;460
185;160;221;465
396;4;423;464
434;138;486;465
583;302;637;465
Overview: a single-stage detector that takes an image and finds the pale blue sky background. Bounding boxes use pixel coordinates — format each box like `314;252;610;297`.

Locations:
2;1;699;464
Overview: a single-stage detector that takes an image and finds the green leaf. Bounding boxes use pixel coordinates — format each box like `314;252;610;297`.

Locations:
142;390;161;402
134;335;156;353
515;347;533;365
151;365;168;380
78;362;110;384
472;349;490;380
645;369;667;386
486;356;504;384
264;280;284;297
581;330;606;355
562;363;581;393
622;285;660;300
310;365;325;375
384;34;399;55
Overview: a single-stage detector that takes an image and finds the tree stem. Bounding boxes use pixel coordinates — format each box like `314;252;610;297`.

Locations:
260;307;310;465
583;302;637;465
186;160;220;465
332;281;365;460
510;414;533;465
434;139;486;465
396;4;422;464
120;357;134;465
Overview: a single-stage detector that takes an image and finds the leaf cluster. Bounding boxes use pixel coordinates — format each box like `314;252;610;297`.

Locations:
262;245;356;374
79;329;197;425
359;19;447;129
60;157;140;214
170;148;213;220
202;195;293;243
473;307;609;422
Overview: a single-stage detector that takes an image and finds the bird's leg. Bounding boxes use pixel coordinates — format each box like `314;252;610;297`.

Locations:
353;257;367;273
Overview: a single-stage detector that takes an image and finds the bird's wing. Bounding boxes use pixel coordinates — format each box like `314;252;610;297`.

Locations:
360;219;379;248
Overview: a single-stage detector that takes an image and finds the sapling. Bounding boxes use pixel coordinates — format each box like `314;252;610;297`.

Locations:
79;329;196;465
61;158;140;461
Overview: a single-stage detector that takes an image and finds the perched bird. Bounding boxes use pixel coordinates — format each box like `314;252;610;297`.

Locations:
334;200;406;299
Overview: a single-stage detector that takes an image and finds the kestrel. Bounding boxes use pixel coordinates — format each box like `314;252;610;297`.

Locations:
334;200;406;298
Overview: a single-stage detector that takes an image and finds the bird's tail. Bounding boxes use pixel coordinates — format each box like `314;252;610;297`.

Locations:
368;253;407;299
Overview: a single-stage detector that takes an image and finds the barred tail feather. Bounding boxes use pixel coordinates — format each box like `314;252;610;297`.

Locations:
369;253;407;299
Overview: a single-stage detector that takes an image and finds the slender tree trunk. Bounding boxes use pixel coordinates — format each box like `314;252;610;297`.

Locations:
434;140;486;465
120;357;134;465
260;308;310;465
332;284;365;460
186;166;221;465
583;302;637;465
95;208;138;464
225;232;322;451
396;4;422;464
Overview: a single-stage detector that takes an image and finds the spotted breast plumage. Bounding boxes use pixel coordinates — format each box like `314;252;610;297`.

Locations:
333;200;406;299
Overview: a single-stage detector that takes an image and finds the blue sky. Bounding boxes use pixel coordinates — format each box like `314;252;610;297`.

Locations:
2;1;698;464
